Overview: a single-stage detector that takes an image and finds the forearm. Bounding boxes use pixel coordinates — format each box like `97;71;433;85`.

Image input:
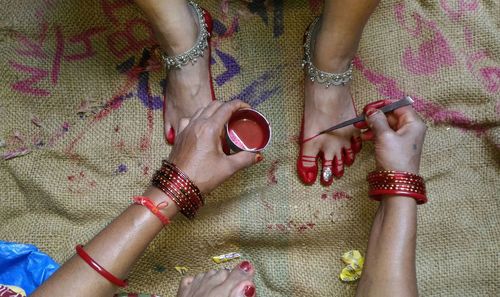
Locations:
356;196;418;297
32;187;177;297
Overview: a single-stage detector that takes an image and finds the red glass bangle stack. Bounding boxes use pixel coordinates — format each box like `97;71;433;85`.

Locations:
151;160;204;219
367;170;427;204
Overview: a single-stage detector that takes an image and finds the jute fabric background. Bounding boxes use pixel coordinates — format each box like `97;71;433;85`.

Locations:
0;0;499;296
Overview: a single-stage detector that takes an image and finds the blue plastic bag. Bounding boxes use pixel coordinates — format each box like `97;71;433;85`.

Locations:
0;241;60;295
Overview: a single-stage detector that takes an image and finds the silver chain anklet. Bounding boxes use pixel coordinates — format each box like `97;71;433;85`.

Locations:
302;17;353;88
161;1;209;70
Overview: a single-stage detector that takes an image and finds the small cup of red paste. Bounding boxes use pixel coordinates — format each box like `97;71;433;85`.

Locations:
223;108;271;154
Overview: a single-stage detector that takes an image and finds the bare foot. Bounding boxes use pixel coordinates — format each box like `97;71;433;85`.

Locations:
154;2;214;144
297;18;362;186
176;261;256;297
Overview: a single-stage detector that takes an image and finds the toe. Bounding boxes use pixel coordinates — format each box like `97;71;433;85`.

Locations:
229;281;256;297
176;276;194;297
333;154;344;178
342;146;355;167
205;269;230;287
351;136;362;153
211;262;255;297
297;141;320;185
320;151;335;186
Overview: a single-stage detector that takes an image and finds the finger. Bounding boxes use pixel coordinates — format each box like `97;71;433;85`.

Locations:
177;118;190;134
200;100;223;118
361;130;374;141
228;152;263;172
212;100;251;127
365;108;392;136
354;99;391;130
166;126;175;145
363;99;390;114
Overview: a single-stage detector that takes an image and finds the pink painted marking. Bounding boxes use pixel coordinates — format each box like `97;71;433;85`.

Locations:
100;0;134;25
9;62;50;96
354;56;488;136
440;0;479;22
51;26;65;85
395;2;455;75
64;27;107;61
479;67;500;94
463;26;474;48
106;18;156;59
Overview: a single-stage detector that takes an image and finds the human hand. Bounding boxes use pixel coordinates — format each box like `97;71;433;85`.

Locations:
168;100;263;193
355;100;427;174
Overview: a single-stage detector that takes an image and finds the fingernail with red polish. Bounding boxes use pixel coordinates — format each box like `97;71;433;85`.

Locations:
255;153;264;163
239;261;252;273
365;108;378;117
244;285;256;297
166;127;175;144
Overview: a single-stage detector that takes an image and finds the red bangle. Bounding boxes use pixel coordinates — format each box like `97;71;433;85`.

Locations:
369;189;428;204
75;245;128;287
132;196;170;226
367;170;428;205
151;160;204;219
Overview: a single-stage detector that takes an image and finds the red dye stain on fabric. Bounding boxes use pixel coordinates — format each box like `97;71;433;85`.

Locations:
321;190;353;201
267;160;279;185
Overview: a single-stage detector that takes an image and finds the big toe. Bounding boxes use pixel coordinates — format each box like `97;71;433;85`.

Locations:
297;142;320;185
213;261;255;296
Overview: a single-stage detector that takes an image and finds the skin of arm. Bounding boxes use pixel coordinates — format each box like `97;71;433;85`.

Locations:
31;100;256;297
32;187;176;297
356;197;418;297
355;103;426;297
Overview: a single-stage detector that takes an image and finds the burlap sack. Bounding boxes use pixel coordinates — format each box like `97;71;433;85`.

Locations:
0;0;498;296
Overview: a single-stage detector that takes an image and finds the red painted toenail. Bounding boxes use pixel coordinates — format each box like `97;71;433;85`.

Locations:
365;108;378;117
244;285;256;297
166;127;175;144
239;261;252;273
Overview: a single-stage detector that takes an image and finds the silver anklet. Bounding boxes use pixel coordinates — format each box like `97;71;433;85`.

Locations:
301;17;353;88
161;1;209;70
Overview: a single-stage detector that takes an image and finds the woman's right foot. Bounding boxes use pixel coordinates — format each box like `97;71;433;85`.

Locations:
153;1;214;144
176;261;256;297
297;17;362;186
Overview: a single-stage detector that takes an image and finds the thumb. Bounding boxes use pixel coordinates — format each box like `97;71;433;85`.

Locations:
365;108;392;136
228;152;263;172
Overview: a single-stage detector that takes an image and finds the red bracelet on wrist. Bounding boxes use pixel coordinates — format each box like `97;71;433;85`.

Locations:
151;160;203;219
132;196;170;226
367;170;428;204
75;245;128;287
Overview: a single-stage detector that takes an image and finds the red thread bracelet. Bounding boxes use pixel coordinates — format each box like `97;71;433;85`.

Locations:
75;245;128;287
132;196;170;226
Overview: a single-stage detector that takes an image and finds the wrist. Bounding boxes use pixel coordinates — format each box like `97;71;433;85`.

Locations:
143;186;179;219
